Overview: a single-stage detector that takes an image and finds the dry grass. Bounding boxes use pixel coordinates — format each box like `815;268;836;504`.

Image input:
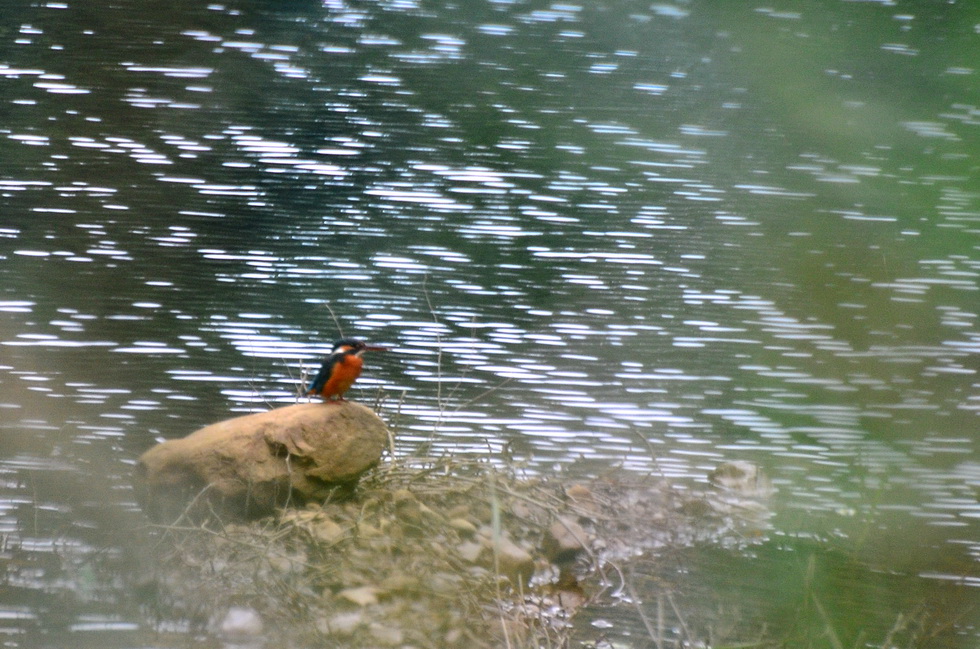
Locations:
132;450;968;649
140;455;605;648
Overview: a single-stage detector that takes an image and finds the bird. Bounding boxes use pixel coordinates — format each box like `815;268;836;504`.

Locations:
306;339;387;402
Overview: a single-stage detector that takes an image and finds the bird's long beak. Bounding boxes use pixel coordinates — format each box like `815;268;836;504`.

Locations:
363;345;388;352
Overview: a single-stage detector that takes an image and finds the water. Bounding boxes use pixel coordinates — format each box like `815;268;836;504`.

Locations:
1;0;977;646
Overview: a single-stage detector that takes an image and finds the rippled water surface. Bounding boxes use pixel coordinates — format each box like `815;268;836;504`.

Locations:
1;0;977;646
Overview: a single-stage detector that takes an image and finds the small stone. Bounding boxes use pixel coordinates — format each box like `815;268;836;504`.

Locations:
320;611;363;636
218;606;263;639
554;586;587;611
395;500;422;523
280;509;316;525
380;573;418;593
428;571;462;595
708;461;772;497
447;504;471;519
312;517;346;544
510;500;534;519
369;622;404;646
457;540;483;562
428;539;449;557
486;535;534;585
417;501;441;520
445;628;463;644
543;516;588;563
267;550;306;574
392;488;416;504
565;483;598;513
355;521;382;538
337;585;381;607
449;517;477;536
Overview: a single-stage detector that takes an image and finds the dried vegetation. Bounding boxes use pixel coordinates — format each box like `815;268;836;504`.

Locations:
140;454;751;648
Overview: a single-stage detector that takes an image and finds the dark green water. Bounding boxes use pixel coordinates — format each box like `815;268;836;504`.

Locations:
1;1;977;646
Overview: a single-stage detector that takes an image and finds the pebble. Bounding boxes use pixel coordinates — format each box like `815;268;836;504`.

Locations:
337;585;381;607
448;517;477;536
369;622;405;646
320;611;363;636
218;606;263;639
312;517;346;544
543;516;588;562
485;535;534;584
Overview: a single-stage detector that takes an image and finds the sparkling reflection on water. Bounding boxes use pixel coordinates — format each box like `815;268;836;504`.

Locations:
1;0;978;646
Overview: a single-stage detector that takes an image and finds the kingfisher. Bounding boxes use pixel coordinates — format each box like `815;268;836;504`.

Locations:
306;339;387;402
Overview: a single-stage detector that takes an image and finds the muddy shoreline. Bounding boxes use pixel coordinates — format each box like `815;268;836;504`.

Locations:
134;457;771;648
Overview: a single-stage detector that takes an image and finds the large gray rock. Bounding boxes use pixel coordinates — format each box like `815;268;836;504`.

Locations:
136;402;388;520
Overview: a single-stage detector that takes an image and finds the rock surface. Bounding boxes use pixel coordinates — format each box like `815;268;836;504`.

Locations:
542;515;588;563
136;401;389;519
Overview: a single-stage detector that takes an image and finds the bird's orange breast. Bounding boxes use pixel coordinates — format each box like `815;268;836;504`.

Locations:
319;354;364;398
